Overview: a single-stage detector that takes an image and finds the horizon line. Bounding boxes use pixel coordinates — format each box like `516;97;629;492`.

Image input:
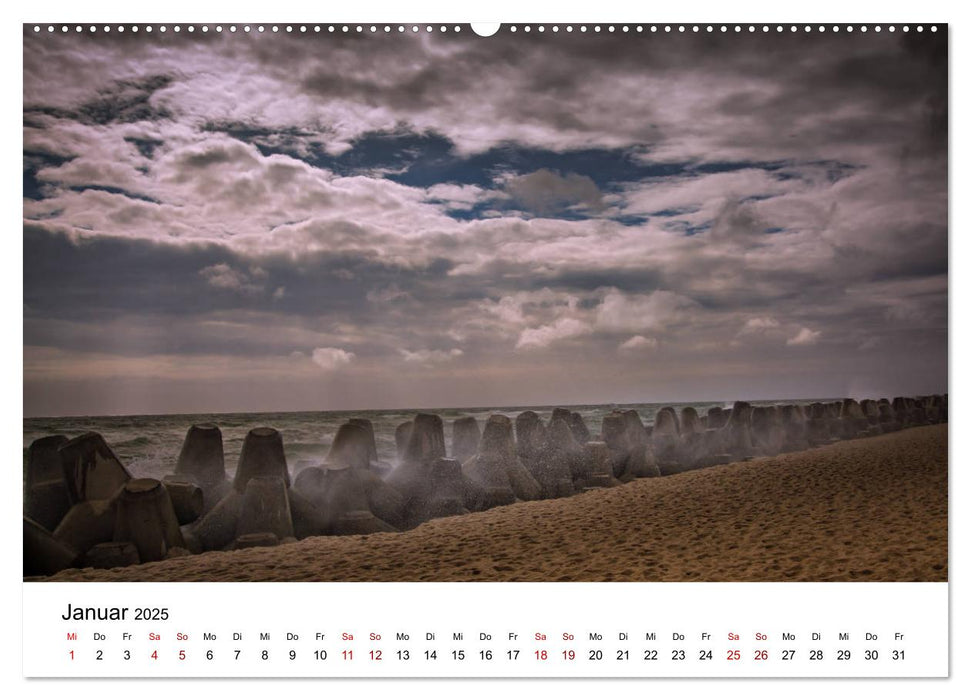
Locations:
21;391;947;422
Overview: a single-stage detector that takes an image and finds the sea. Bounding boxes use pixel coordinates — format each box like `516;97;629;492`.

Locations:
22;400;820;482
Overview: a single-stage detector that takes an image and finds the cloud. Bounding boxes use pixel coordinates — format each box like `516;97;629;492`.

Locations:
199;263;267;295
516;317;592;350
21;30;948;415
738;316;782;337
595;289;698;333
479;288;579;325
311;347;355;371
619;335;658;352
743;317;780;331
425;183;493;211
366;284;410;303
480;295;527;326
621;169;791;218
787;327;822;346
23;28;947;164
399;348;464;364
504;169;603;215
709;199;765;241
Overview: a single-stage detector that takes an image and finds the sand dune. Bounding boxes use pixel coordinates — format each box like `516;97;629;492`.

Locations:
42;424;947;583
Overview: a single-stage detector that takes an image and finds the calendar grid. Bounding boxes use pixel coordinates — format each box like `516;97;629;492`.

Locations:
24;582;948;678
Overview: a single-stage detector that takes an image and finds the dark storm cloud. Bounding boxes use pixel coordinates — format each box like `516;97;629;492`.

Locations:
124;136;164;159
503;170;604;216
23;150;74;200
26;74;175;126
241;29;948;161
22;27;947;415
23;223;460;321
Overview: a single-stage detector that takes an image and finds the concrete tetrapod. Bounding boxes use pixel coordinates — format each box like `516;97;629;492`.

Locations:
878;402;902;432
328;423;373;471
113;478;185;563
568;412;592;445
407;458;471;523
515;411;547;465
451;416;481;465
600;412;633;479
652;407;683;475
516;411;574;498
173;423;231;514
705;407;729;430
860;400;883;428
293;465;396;535
359;414;483;524
395;421;413;463
621;410;660;479
779;405;810;452
580;442;622;489
806;402;837;445
326;422;407;528
24;516;80;577
58;432;131;503
175;423;226;488
546;417;589;486
53;499;118;556
348;418;378;463
751;406;787;456
359;471;408;529
679;407;704;439
161;477;204;525
24;435;72;531
348;417;392;475
324;466;397;535
189;489;243;552
463;414;542;507
721;401;756;460
386;413;447;502
235;476;294;542
234;427;290;492
669;407;707;472
288;488;330;540
290;467;332;528
838;399;870;439
892;397;915;427
402;413;447;465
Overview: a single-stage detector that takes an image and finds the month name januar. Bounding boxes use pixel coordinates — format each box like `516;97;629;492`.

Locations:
61;604;129;621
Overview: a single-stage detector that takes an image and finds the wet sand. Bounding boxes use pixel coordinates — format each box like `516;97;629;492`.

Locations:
43;424;948;582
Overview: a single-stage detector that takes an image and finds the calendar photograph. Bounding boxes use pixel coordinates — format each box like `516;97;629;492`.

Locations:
23;23;948;587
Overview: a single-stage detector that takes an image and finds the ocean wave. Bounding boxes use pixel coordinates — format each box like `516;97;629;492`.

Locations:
114;436;155;449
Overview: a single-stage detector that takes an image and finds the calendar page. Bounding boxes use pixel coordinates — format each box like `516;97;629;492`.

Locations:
19;5;952;688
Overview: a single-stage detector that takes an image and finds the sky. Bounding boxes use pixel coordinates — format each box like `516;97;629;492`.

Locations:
22;26;948;417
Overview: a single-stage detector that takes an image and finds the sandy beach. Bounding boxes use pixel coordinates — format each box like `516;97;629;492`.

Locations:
41;424;947;583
